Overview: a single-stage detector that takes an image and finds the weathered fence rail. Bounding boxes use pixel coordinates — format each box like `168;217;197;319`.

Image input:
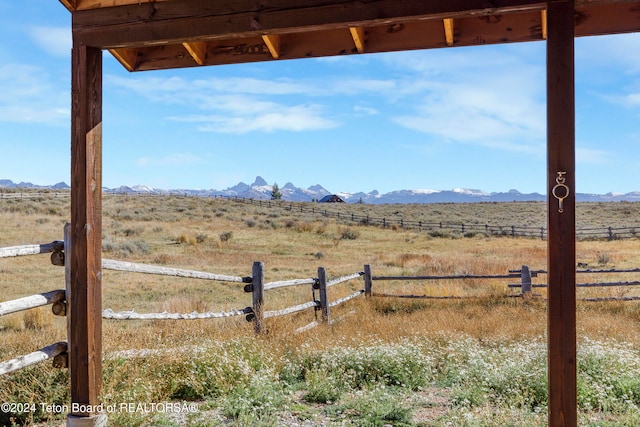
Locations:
264;277;316;291
102;307;249;320
98;260;640;324
0;241;63;258
0;192;69;199
6;190;640;240
0;241;68;378
216;196;640;241
365;264;640;301
0;342;68;376
96;258;366;332
102;258;250;283
0;289;66;317
505;267;640;302
3;232;640;427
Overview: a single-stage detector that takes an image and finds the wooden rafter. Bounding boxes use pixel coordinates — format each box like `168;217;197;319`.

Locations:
71;0;555;49
108;48;138;71
261;35;281;59
59;0;639;13
443;18;455;46
182;41;207;65
63;0;640;72
72;0;156;10
349;27;366;53
59;0;78;10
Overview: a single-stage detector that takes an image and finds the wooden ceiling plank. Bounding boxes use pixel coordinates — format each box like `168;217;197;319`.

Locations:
262;35;281;59
443;18;455;46
71;0;556;49
108;48;138;71
59;0;78;11
182;41;207;65
453;12;544;46
574;3;640;37
125;5;639;71
74;0;162;10
349;27;366;53
134;37;274;70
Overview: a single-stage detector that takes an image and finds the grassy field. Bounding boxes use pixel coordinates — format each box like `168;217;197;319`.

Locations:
2;193;640;426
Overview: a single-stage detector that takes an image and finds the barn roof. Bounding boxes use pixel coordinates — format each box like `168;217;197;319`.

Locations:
60;0;640;72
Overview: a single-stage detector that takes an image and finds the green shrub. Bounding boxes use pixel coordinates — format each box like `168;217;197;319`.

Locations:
332;386;413;426
102;238;150;257
219;231;233;242
339;227;360;240
303;369;343;404
219;371;284;424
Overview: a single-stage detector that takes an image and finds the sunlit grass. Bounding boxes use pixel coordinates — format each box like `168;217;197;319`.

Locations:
2;193;640;425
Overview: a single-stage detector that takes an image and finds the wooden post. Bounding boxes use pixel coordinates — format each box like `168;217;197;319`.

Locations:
252;261;265;334
317;267;330;323
364;264;373;297
547;1;577;426
69;44;105;426
521;265;532;296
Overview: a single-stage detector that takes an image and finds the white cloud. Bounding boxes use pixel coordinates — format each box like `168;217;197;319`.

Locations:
105;47;547;144
170;104;337;134
384;49;546;151
28;26;71;57
107;74;339;133
353;105;379;115
0;64;69;125
625;93;640;107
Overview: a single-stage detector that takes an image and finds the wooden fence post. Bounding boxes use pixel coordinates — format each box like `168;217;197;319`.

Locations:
521;265;532;296
317;267;330;323
364;265;373;297
252;261;265;334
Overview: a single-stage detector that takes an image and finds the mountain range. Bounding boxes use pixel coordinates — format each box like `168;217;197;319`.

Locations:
2;177;640;204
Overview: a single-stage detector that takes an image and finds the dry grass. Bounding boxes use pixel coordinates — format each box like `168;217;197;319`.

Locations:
3;193;640;425
1;194;640;355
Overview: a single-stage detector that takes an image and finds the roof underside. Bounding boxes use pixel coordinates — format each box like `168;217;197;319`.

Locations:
60;0;640;72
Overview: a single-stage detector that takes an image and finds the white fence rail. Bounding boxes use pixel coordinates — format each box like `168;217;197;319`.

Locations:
102;307;249;320
102;259;249;283
0;241;63;258
0;342;67;376
0;289;65;317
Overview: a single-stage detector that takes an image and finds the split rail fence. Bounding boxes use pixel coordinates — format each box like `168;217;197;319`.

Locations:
2;231;640;416
3;190;640;240
0;241;67;376
117;193;640;241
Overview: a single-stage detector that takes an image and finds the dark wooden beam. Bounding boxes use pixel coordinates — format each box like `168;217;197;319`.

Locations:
546;1;576;426
64;0;623;12
71;0;553;49
124;14;550;71
70;44;103;420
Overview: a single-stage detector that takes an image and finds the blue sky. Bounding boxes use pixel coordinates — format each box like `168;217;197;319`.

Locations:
1;3;640;195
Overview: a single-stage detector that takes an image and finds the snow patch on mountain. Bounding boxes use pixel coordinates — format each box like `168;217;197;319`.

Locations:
3;177;640;204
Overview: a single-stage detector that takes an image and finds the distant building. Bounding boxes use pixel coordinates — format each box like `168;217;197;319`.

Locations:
319;194;345;203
